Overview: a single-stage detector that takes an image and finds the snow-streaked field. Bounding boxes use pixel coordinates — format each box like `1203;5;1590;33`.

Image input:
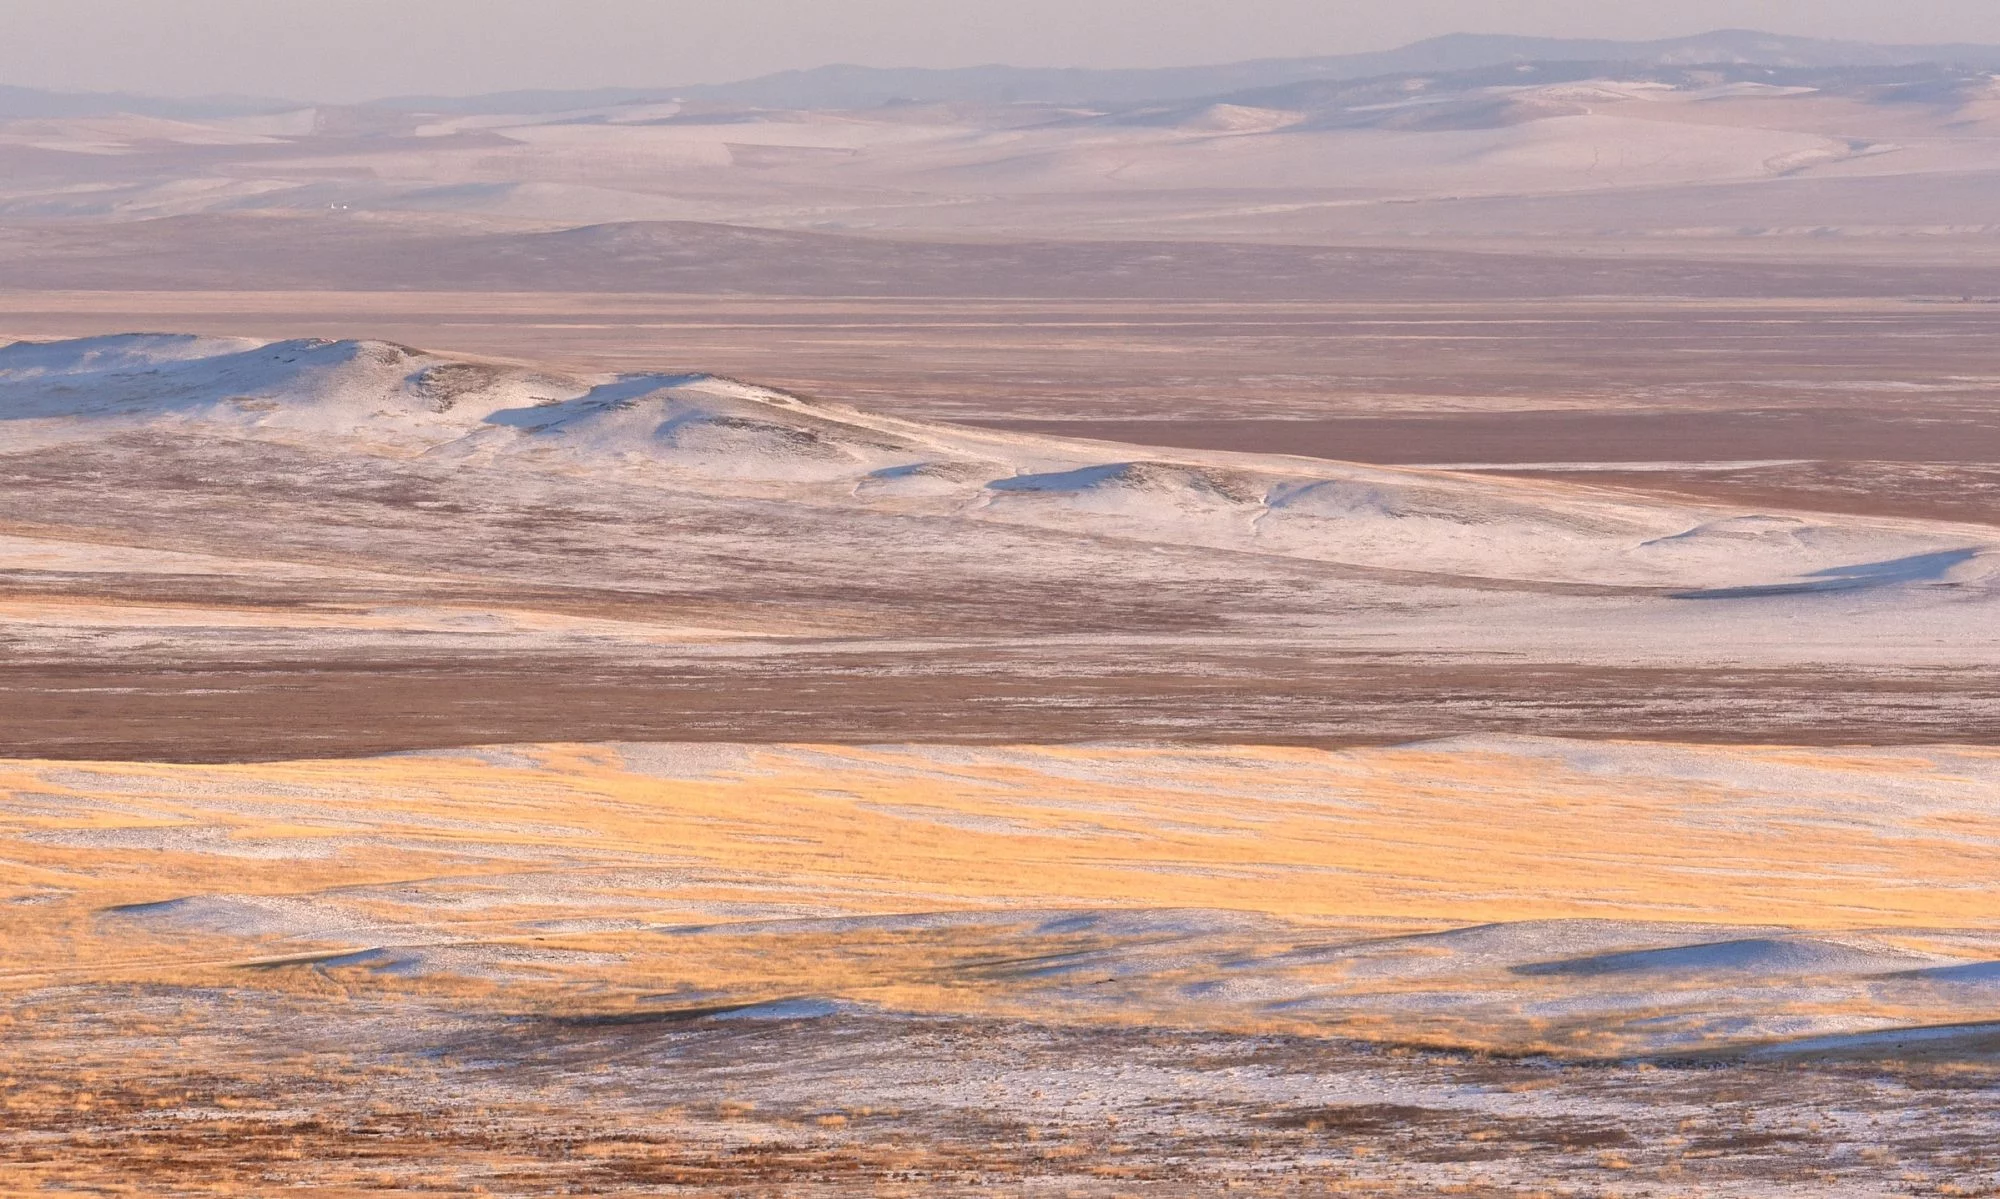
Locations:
0;309;1996;1196
1;333;1994;736
8;331;1987;590
8;736;2000;1193
8;66;2000;254
11;735;2000;1054
11;69;2000;245
9;50;2000;1195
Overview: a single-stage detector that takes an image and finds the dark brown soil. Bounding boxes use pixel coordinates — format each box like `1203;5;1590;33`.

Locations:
5;657;1995;762
976;410;2000;470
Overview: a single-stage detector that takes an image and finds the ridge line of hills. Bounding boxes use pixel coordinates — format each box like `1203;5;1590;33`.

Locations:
12;29;2000;119
2;331;1989;597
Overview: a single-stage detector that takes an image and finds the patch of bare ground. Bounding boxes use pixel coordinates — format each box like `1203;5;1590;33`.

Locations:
3;659;1997;761
8;294;2000;425
1507;464;2000;528
975;410;2000;469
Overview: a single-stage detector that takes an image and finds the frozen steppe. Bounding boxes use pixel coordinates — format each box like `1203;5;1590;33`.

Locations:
9;50;2000;1187
1;333;1995;755
9;736;2000;1193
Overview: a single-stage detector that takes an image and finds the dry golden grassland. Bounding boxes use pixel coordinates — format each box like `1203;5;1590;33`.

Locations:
8;740;2000;1194
7;740;2000;1043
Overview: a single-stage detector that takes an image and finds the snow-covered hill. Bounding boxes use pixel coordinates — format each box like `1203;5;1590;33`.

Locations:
5;333;1990;595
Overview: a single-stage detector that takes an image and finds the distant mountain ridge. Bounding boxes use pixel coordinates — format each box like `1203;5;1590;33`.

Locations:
1196;59;2000;129
375;29;2000;113
9;29;2000;119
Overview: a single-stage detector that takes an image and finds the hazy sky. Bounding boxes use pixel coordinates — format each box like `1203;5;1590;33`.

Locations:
8;0;2000;101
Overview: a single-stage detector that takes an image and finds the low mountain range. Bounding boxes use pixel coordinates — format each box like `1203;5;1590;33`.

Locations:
379;30;2000;113
10;29;2000;118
